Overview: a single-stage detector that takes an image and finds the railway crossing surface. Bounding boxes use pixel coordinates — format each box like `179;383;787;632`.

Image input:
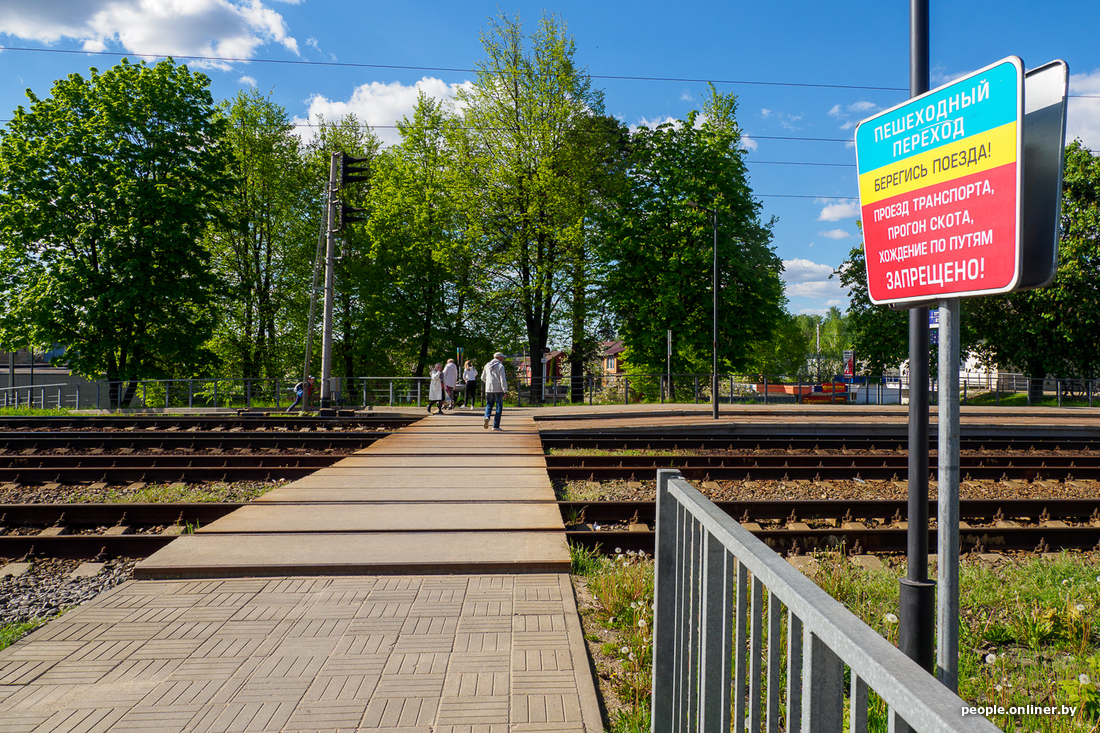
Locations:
0;413;602;732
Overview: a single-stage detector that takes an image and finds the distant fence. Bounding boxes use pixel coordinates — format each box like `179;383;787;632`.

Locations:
651;469;1000;732
0;372;1095;410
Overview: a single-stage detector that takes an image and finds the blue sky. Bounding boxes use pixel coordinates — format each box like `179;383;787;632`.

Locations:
2;1;1099;317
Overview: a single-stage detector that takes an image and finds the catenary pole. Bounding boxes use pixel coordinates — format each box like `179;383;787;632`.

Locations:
898;0;936;679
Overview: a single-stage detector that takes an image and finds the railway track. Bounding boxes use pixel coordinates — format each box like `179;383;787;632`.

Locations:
3;499;1098;561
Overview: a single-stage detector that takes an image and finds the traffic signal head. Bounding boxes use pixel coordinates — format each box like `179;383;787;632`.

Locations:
340;152;371;187
337;203;367;230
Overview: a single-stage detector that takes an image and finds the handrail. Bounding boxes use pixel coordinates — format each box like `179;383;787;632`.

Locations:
651;469;1001;732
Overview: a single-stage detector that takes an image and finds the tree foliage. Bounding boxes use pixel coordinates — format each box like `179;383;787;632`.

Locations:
0;59;231;405
602;87;786;379
205;88;314;381
969;140;1100;382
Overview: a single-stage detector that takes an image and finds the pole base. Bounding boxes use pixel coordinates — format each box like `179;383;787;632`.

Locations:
899;577;936;672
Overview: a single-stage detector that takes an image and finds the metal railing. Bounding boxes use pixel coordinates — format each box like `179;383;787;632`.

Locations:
651;469;1000;733
2;372;1095;411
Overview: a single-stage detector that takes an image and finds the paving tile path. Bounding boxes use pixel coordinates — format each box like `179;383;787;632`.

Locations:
0;574;601;732
1;412;603;731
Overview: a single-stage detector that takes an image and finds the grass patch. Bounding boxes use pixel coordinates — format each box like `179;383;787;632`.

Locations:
0;407;70;416
573;548;1100;731
963;391;1094;408
67;481;279;503
0;618;52;652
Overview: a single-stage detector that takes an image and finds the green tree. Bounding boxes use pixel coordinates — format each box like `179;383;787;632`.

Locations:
366;94;473;377
0;59;231;406
750;312;812;378
602;87;786;385
452;12;606;397
836;241;909;376
969;140;1100;394
205;89;314;381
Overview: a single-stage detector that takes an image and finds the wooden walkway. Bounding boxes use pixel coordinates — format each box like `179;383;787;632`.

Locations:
134;413;569;578
0;413;602;732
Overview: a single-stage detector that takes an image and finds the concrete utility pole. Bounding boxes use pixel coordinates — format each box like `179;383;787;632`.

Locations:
320;152;339;410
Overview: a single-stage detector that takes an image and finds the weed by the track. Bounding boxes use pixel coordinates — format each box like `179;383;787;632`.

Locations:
0;407;70;416
573;548;1100;731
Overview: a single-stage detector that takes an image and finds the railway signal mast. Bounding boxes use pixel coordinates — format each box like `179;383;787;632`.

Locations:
854;0;1068;697
319;152;370;411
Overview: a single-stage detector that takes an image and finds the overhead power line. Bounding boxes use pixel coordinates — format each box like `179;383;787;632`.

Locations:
5;45;1100;98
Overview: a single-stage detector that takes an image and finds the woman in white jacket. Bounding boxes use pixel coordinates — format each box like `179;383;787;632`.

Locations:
427;363;444;414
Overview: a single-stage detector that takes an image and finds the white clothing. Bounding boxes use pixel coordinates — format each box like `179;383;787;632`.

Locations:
428;369;443;401
442;362;458;389
481;358;508;394
463;366;479;382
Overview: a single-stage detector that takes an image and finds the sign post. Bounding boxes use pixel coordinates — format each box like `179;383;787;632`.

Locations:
856;47;1068;691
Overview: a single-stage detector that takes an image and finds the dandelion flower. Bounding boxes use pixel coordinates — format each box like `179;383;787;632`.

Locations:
629;652;635;661
994;684;1002;691
615;547;622;554
1077;604;1086;612
638;618;648;628
985;653;997;664
1080;674;1092;685
620;646;630;655
884;613;899;624
1063;579;1070;585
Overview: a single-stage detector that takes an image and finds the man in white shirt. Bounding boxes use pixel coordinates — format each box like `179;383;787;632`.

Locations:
481;352;508;430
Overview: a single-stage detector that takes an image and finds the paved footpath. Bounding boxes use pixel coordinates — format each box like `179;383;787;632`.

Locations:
0;413;603;732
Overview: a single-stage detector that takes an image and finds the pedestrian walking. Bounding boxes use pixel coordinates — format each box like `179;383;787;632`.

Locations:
482;352;508;430
462;359;479;408
427;363;444;414
442;359;458;409
288;376;314;411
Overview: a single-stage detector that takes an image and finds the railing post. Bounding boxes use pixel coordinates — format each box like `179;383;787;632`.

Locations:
624;377;629;406
188;379;194;409
1057;379;1062;407
651;469;682;731
362;379;367;407
247;379;252;408
730;375;734;404
589;376;593;405
698;531;733;732
996;376;1000;406
787;612;803;733
214;379;219;409
763;377;769;406
1026;377;1031;406
416;379;421;408
389;380;394;407
275;378;280;410
803;629;843;731
694;375;699;404
75;385;80;410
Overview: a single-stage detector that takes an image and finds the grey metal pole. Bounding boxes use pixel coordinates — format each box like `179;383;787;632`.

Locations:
899;0;936;678
712;209;719;420
320;151;339;409
937;298;961;691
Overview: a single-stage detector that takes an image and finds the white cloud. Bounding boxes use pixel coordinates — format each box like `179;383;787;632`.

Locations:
782;258;846;302
0;1;298;68
782;258;834;283
816;200;860;222
238;75;257;86
818;229;852;240
680;90;692;102
740;135;758;152
1068;68;1100;150
294;77;471;146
